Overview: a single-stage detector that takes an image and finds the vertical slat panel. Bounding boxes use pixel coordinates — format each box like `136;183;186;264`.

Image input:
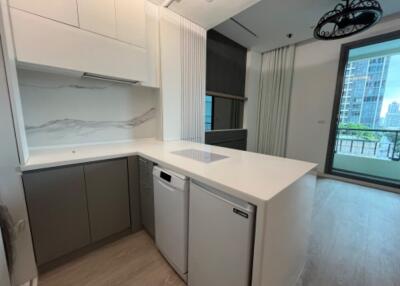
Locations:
180;17;206;143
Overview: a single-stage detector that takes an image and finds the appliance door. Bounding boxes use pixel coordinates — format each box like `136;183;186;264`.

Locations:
189;181;255;286
153;169;188;276
0;230;11;286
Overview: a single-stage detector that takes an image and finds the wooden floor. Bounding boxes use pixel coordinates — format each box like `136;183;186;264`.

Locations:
298;178;400;286
38;231;185;286
39;178;400;286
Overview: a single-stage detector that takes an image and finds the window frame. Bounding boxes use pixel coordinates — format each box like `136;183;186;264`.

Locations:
325;30;400;188
205;95;215;131
205;91;247;131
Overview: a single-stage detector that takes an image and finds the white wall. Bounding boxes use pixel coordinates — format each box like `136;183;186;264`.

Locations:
0;0;29;163
0;43;36;286
159;8;182;141
19;69;159;148
286;16;400;173
243;50;262;152
159;8;207;142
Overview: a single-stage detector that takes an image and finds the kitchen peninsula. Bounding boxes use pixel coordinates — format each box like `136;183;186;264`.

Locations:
21;139;317;286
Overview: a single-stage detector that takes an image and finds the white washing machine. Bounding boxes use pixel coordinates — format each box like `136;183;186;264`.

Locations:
153;166;189;281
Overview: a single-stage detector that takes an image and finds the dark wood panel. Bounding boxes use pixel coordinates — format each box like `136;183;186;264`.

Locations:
128;156;142;233
84;159;131;242
23;166;91;266
205;129;247;150
206;29;247;97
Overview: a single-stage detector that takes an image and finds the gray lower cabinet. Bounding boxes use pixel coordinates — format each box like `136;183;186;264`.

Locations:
23;166;91;266
84;159;131;242
23;158;132;267
138;157;155;238
128;156;142;233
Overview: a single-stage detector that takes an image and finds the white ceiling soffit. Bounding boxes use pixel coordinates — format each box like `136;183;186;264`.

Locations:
147;0;165;5
167;0;262;29
214;0;400;53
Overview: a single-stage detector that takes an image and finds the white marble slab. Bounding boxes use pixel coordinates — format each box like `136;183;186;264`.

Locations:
18;69;158;147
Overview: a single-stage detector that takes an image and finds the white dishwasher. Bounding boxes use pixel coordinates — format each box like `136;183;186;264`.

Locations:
153;166;189;281
189;181;255;286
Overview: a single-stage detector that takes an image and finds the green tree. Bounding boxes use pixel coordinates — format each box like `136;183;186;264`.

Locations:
338;123;379;141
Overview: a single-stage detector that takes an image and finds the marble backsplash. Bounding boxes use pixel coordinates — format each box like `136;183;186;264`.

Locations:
18;69;159;148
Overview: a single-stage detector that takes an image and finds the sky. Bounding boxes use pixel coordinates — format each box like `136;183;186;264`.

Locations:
381;54;400;117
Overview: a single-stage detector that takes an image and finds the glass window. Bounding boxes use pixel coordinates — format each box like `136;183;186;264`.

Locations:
204;94;244;131
205;95;213;131
328;34;400;187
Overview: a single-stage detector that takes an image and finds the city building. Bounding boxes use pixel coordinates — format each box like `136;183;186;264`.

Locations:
385;101;400;128
339;56;390;128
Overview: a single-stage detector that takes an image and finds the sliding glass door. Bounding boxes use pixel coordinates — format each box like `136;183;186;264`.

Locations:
326;31;400;187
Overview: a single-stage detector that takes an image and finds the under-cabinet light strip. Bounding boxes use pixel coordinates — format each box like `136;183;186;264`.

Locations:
82;73;140;85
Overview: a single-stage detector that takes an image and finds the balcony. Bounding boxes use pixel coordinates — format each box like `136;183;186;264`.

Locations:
332;128;400;184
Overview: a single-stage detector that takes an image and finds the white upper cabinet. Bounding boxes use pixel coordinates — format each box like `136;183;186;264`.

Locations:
8;0;79;26
115;0;146;48
10;8;148;82
77;0;117;38
5;0;154;83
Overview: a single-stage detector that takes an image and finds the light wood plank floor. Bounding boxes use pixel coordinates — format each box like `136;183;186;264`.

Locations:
38;231;186;286
298;179;400;286
39;179;400;286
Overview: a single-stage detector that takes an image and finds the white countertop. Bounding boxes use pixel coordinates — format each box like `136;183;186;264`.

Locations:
22;139;317;204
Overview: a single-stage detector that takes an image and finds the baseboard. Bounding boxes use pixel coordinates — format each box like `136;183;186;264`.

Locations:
318;172;400;195
38;229;132;273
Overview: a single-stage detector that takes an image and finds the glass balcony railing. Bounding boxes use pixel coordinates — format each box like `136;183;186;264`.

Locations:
334;128;400;161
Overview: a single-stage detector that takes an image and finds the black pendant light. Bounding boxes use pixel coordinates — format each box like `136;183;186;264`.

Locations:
314;0;383;40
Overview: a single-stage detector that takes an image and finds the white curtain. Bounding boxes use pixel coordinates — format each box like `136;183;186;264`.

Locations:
180;17;206;143
256;45;295;156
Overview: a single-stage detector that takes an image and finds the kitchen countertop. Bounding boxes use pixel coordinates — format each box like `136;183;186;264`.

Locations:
21;139;317;204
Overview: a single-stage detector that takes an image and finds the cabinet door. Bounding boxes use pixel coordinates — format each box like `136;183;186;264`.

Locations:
84;159;130;242
77;0;117;38
115;0;146;47
128;156;142;233
9;0;78;26
23;166;90;266
139;157;155;238
10;8;148;82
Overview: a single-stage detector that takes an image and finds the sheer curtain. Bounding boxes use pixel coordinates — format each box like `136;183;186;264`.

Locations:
256;45;295;156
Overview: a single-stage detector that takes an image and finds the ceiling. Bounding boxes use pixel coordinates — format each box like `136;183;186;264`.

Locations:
148;0;261;29
148;0;164;5
213;0;400;53
169;0;260;29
